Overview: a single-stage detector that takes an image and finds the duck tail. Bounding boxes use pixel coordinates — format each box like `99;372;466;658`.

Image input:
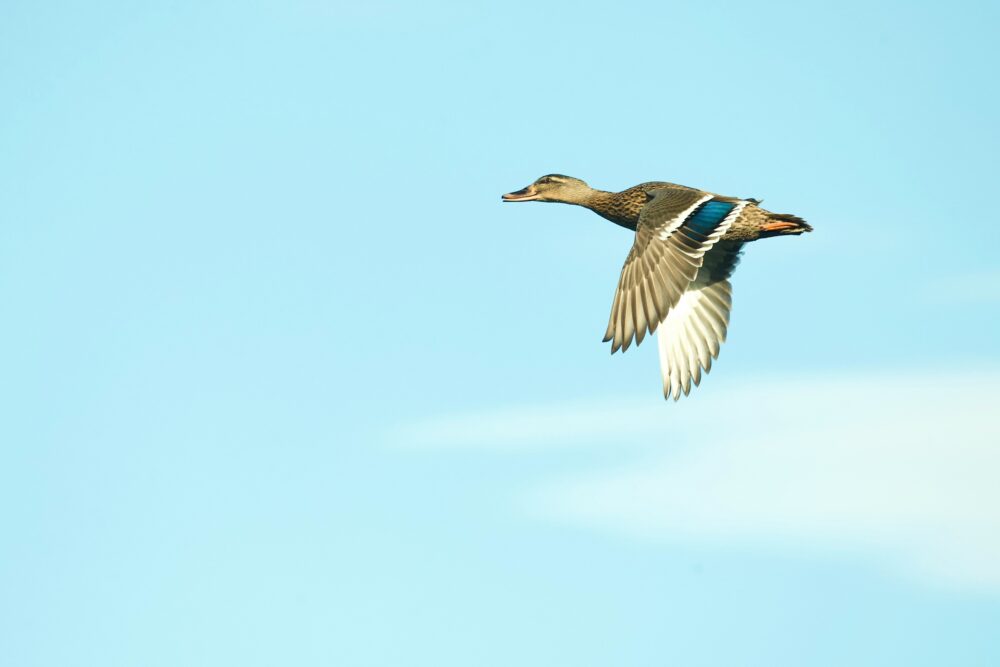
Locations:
760;212;812;237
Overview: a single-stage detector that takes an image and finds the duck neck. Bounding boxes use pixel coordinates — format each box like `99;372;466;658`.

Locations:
581;188;637;231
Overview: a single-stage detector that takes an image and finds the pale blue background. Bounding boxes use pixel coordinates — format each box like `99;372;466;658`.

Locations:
2;1;999;665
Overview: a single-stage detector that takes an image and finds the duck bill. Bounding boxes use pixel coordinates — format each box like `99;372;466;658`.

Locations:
502;185;540;202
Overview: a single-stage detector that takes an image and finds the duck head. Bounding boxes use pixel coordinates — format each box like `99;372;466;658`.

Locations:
502;174;591;205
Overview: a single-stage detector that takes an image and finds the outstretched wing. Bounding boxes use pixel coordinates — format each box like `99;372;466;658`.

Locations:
656;241;743;401
604;188;748;353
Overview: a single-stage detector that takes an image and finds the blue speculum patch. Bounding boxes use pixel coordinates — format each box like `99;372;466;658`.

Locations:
686;200;736;235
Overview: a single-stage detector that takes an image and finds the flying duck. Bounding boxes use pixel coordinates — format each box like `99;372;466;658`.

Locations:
502;175;811;400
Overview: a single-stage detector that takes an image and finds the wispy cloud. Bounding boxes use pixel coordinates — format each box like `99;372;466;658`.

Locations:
397;370;1000;591
393;398;669;451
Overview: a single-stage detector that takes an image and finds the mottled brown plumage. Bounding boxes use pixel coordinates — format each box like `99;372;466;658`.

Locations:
567;180;809;242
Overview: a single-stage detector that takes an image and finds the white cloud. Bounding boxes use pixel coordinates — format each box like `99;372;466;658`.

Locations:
399;370;1000;591
393;399;667;450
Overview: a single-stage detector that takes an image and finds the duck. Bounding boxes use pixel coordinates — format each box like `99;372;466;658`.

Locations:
502;174;812;400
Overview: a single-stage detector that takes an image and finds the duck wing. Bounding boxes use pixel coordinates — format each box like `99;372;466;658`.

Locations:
603;188;749;353
656;241;743;401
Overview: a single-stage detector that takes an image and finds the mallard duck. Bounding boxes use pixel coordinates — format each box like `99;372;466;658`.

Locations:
502;174;812;400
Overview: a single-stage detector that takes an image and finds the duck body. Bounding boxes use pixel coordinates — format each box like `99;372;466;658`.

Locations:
558;180;810;242
502;174;811;400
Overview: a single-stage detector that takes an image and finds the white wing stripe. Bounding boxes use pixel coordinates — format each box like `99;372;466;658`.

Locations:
656;195;713;241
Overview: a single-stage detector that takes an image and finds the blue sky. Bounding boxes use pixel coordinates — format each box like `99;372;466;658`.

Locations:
2;0;999;665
